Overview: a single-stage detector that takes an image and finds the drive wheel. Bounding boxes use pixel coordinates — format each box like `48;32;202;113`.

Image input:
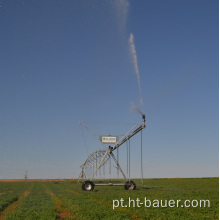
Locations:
82;180;94;191
124;180;136;190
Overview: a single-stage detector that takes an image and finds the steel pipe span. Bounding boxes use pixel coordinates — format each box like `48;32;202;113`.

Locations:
80;150;110;169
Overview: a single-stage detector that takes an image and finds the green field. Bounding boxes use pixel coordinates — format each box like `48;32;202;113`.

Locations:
0;178;218;219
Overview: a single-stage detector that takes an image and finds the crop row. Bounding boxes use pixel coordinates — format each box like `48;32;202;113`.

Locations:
0;178;218;219
48;181;131;219
47;178;219;219
0;182;30;213
4;183;56;220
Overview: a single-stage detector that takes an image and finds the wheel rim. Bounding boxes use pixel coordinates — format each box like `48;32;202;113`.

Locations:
125;181;136;190
85;183;92;191
128;184;135;190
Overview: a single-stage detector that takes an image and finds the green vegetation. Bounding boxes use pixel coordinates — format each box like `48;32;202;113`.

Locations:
0;178;218;219
5;183;56;220
0;182;28;212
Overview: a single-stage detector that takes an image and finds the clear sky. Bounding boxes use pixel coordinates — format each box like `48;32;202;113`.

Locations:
0;0;218;179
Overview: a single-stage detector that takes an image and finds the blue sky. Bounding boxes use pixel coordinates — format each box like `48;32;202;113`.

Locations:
0;0;218;179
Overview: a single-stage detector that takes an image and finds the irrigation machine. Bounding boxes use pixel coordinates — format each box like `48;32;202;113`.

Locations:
78;111;146;191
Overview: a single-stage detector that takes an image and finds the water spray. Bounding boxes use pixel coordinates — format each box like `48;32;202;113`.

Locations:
130;101;144;116
129;33;143;105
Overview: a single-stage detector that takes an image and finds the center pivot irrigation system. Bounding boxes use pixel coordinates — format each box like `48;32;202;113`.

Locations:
78;112;146;191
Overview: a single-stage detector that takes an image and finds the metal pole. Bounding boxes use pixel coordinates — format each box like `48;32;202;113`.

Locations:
129;139;130;180
96;154;97;177
103;163;105;177
117;148;119;178
110;152;127;180
141;130;144;185
126;141;128;175
93;155;94;174
92;150;109;179
110;155;111;182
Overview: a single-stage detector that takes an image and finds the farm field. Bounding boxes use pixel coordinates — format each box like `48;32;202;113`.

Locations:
0;178;218;219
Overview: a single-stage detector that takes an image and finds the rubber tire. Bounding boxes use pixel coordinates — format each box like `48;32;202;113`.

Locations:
124;180;136;190
82;180;94;191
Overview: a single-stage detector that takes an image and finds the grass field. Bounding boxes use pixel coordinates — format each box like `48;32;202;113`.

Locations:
0;178;218;219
